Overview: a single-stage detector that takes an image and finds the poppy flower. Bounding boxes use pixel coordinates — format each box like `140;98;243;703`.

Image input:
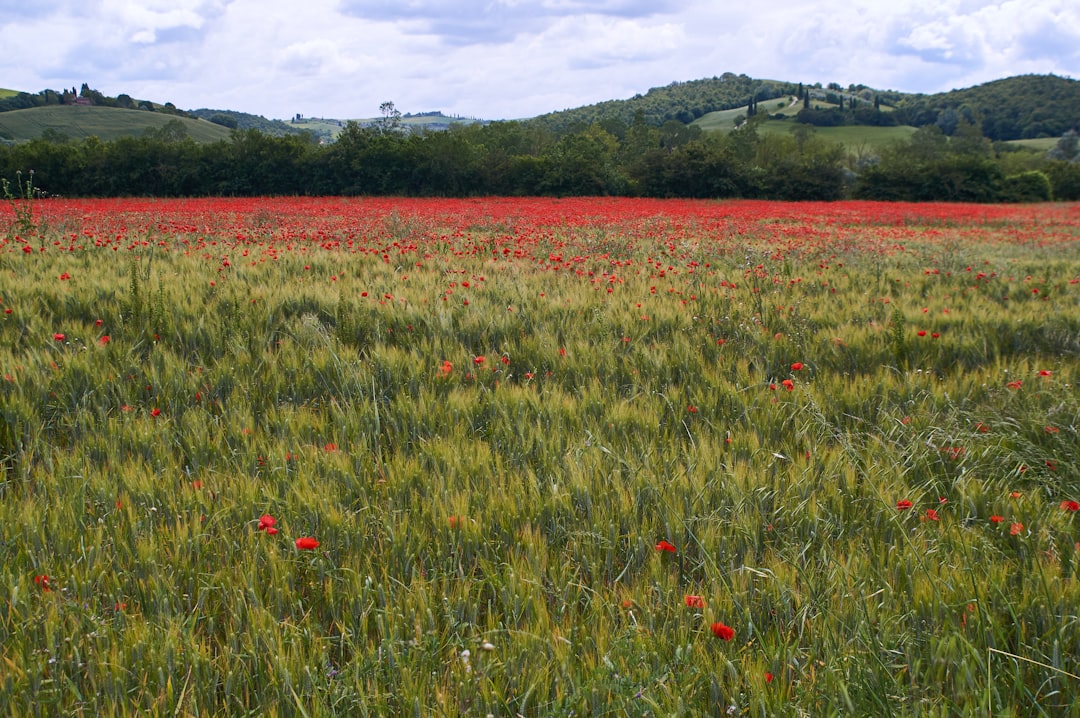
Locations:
790;362;803;371
781;379;794;391
687;405;698;414
438;360;453;377
99;335;110;345
53;333;65;342
989;515;1004;523
655;540;676;553
473;356;485;365
896;499;913;510
1007;380;1022;389
258;514;276;531
295;537;320;550
765;672;774;684
34;575;51;591
1060;500;1080;512
925;509;939;521
1039;370;1052;377
150;408;161;417
685;595;705;608
710;622;735;641
1010;523;1024;536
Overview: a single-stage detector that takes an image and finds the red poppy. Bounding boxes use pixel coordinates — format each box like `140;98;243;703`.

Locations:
896;499;913;510
685;595;705;608
323;442;337;452
655;540;676;553
710;622;735;641
1010;523;1024;536
1060;500;1080;512
1007;380;1022;389
790;362;803;371
687;405;698;413
53;333;65;342
258;514;276;531
34;575;51;591
448;515;463;529
989;515;1004;523
1039;370;1052;377
150;408;161;417
438;360;452;377
765;672;774;684
925;509;939;521
295;537;320;550
473;356;485;365
781;379;794;391
99;335;110;345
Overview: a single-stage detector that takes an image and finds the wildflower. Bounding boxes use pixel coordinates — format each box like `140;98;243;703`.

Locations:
150;408;161;417
655;540;677;553
925;509;939;521
1010;523;1024;536
258;514;277;534
53;333;65;342
765;672;774;684
790;362;803;371
448;515;463;529
1007;380;1022;389
1060;500;1080;512
685;595;705;608
687;405;698;414
1039;370;1052;377
34;575;51;591
99;335;110;345
896;499;913;510
1045;426;1059;434
989;515;1004;523
438;360;452;377
781;379;794;391
295;537;320;550
323;442;337;452
473;356;485;365
1010;491;1021;499
710;622;736;641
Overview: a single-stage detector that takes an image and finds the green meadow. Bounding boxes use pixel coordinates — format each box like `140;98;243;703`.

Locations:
0;105;234;143
1;197;1079;716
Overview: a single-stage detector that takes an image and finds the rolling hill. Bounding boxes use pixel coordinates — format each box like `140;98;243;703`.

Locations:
0;105;234;143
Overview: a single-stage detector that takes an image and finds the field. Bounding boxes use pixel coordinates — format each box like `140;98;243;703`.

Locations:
0;105;234;143
2;196;1080;716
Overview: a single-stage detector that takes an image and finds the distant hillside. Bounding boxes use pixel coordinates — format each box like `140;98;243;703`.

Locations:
0;105;233;143
891;74;1080;140
0;88;19;99
187;108;313;138
527;74;797;133
529;73;1079;143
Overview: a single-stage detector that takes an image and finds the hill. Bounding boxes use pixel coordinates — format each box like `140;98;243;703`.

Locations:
527;74;797;133
187;108;314;139
890;74;1080;140
530;73;1079;143
0;105;234;143
0;88;19;99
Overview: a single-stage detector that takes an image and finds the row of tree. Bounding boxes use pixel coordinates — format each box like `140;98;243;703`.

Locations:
2;112;1077;202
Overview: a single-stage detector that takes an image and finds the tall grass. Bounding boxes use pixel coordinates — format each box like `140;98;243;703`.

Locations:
1;197;1078;715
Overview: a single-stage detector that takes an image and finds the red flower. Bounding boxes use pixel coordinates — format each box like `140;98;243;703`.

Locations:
323;442;337;452
34;575;51;591
765;672;774;684
473;355;485;365
710;622;735;641
258;514;276;531
99;335;110;345
1010;523;1024;536
687;405;698;414
1007;380;1022;389
53;333;65;342
448;515;463;529
896;499;913;510
295;537;320;550
781;379;794;391
150;408;161;417
1061;500;1080;512
925;509;939;521
685;595;705;608
438;360;452;377
790;362;803;371
1039;370;1052;377
989;515;1004;523
655;540;676;553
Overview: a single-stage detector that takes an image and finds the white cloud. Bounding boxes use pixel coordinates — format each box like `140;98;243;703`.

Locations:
0;0;1075;119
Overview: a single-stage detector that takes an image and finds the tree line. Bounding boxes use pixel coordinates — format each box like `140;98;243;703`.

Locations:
2;112;1078;202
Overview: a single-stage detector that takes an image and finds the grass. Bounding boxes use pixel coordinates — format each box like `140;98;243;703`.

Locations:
0;105;234;143
0;88;20;99
1;196;1079;715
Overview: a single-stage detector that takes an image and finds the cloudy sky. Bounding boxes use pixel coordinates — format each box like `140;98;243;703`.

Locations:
2;0;1078;121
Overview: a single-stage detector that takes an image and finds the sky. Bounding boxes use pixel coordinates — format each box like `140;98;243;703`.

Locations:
2;0;1078;121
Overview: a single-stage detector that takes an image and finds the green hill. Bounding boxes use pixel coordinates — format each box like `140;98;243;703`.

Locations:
0;88;19;99
0;105;233;143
